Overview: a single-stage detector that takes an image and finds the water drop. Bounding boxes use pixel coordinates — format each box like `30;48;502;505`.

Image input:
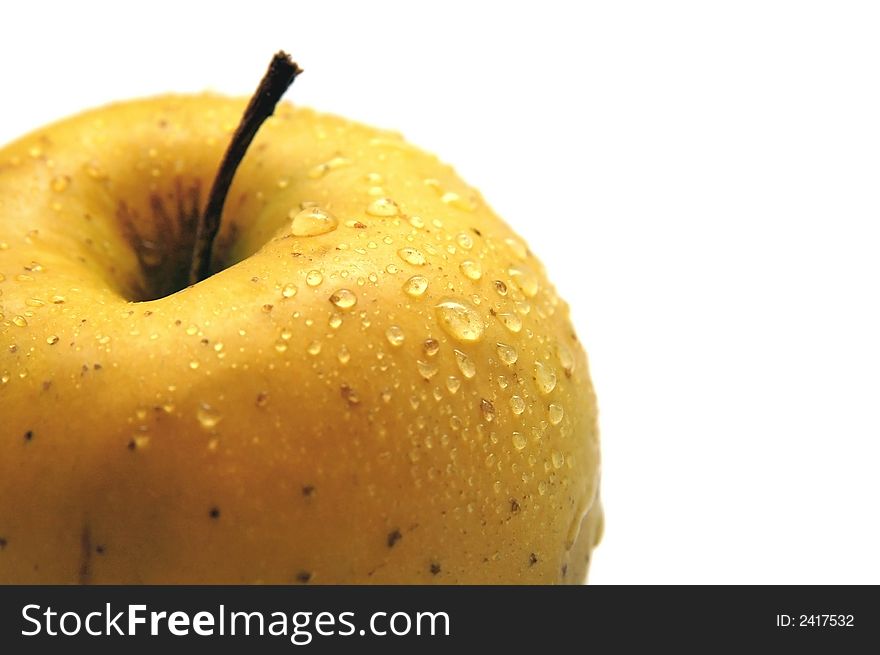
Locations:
367;197;399;217
337;345;351;364
496;311;522;333
51;295;66;304
403;275;428;297
505;237;528;260
397;247;426;266
459;260;482;280
341;385;361;405
26;298;44;307
385;325;405;347
308;156;351;179
423;338;440;357
189;360;199;370
46;335;59;345
417;360;438;380
328;313;343;329
281;283;298;298
509;265;539;298
446;375;461;394
275;340;288;353
185;325;198;336
12;316;27;327
456;232;474;250
256;391;269;407
557;342;576;375
552;451;565;469
510;396;525;415
435;298;484;342
197;403;222;429
496;342;518;366
51;175;70;193
512;431;527;450
307;340;322;355
290;207;339;237
453;349;476;379
306;270;323;287
329;288;357;309
535;361;557;395
549;403;565;425
480;399;496;422
410;216;425;228
493;280;508;296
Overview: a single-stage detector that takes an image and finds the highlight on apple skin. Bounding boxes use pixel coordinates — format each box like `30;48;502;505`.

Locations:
0;85;602;583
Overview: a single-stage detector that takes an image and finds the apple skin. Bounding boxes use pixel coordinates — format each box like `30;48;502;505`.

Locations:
0;95;602;583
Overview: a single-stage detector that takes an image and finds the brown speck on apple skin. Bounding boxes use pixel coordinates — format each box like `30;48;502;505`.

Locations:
0;537;7;550
509;499;520;513
296;571;311;584
302;485;315;498
23;430;33;442
429;562;441;575
528;553;538;566
387;530;402;548
209;507;221;520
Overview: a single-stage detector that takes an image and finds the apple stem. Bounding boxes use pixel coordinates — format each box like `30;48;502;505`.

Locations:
188;51;302;285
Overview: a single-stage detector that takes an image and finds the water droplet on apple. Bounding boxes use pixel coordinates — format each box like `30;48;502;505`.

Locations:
435;298;484;342
496;311;522;333
46;335;59;345
281;283;298;298
456;232;474;250
366;197;399;217
416;360;438;380
535;361;557;395
552;451;565;469
509;265;539;298
329;288;357;309
505;237;528;260
409;216;425;229
510;396;525;415
446;375;461;394
480;399;496;422
290;207;339;237
328;313;343;329
337;345;351;364
189;360;199;370
496;342;518;366
512;431;527;450
549;403;564;425
341;385;360;405
197;403;222;430
306;270;323;287
307;340;322;356
459;260;482;280
557;342;575;375
308;156;351;179
274;340;288;353
423;338;440;357
402;275;428;297
453;349;476;379
397;247;426;266
51;175;70;193
385;325;405;347
12;316;27;328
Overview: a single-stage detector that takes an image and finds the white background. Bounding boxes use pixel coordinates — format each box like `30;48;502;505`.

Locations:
2;1;878;584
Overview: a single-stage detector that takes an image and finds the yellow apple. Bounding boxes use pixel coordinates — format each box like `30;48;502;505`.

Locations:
0;62;602;583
